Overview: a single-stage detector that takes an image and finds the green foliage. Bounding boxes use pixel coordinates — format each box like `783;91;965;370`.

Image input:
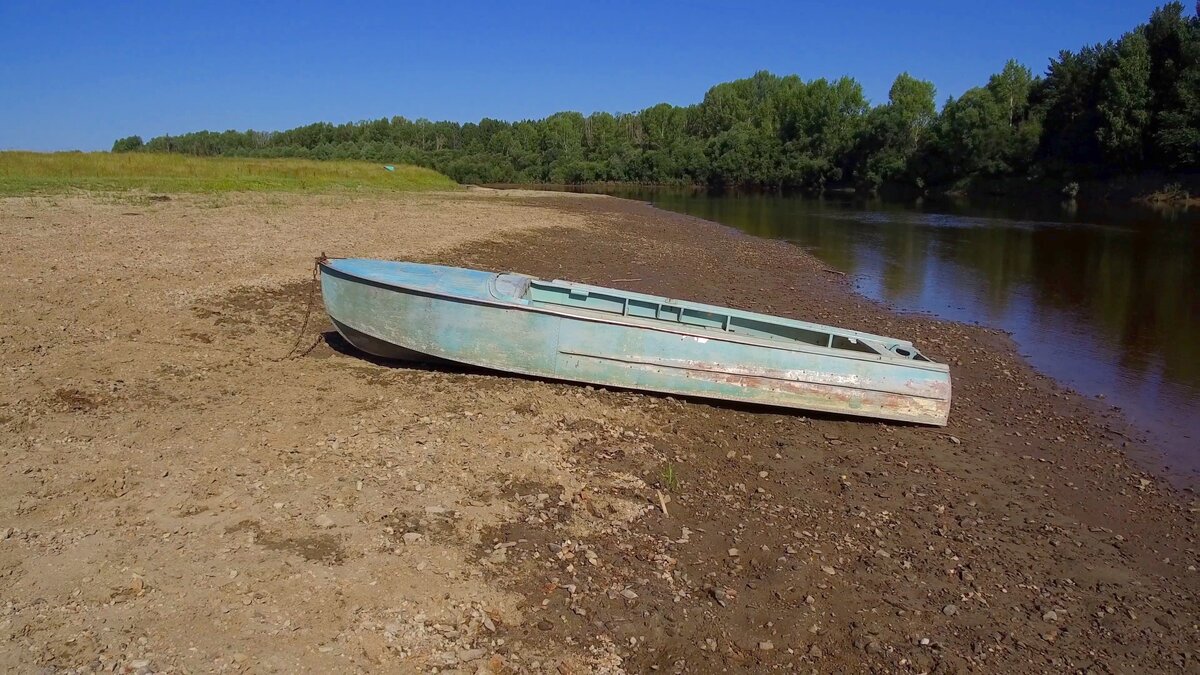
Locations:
923;61;1041;184
0;151;457;195
1145;2;1200;168
111;135;144;152
113;3;1198;191
850;73;937;190
1098;30;1152;166
659;463;680;492
1037;2;1200;175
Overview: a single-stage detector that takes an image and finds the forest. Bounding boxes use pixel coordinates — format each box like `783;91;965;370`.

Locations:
113;3;1198;193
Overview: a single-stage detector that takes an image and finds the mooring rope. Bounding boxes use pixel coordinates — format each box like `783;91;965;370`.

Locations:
274;253;327;361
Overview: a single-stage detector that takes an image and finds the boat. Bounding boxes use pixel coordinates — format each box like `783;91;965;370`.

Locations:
318;258;952;425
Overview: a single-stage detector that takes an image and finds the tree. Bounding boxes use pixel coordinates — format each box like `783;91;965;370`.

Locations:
111;135;143;152
889;73;937;141
850;73;936;190
987;60;1034;127
1097;30;1153;166
1145;2;1200;167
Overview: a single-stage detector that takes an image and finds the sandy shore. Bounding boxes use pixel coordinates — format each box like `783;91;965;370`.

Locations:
1;190;1196;673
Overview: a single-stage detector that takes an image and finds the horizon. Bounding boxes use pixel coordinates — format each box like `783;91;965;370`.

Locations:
0;1;1173;152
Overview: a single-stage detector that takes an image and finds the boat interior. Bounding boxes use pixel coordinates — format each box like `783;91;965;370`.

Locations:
497;274;931;361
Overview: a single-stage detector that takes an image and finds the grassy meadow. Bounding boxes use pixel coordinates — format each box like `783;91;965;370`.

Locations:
0;151;458;195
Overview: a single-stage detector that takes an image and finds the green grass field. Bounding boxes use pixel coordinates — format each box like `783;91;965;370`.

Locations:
0;151;458;195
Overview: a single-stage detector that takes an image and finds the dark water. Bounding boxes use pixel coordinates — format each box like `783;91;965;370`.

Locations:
574;187;1200;481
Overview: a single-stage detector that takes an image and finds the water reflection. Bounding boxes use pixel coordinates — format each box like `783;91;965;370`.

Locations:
600;188;1200;479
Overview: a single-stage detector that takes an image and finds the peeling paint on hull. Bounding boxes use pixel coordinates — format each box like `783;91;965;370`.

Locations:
320;259;953;425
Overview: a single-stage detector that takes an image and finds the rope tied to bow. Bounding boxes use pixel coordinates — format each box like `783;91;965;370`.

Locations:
274;253;328;361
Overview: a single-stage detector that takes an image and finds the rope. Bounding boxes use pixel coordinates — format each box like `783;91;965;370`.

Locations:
274;253;327;362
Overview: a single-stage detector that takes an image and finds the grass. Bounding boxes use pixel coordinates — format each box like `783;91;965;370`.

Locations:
0;151;458;195
659;463;681;492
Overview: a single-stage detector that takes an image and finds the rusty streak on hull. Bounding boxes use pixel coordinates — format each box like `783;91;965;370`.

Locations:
560;351;951;425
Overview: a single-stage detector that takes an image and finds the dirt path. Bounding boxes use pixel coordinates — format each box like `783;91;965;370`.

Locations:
1;191;1196;673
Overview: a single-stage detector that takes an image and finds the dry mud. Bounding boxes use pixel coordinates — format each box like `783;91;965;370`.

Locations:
0;190;1196;673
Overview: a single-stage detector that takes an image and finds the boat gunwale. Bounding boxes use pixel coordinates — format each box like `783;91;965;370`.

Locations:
534;276;917;349
319;261;951;375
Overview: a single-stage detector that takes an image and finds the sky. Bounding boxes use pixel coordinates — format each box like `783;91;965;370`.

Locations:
0;0;1176;151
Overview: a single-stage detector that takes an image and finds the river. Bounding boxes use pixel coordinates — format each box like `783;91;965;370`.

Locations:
568;187;1200;482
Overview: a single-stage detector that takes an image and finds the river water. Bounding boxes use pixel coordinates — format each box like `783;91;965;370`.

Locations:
575;187;1200;481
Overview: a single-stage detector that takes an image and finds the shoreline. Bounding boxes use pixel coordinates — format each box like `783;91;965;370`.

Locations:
497;188;1198;487
498;191;1192;485
1;189;1195;672
483;176;1200;208
460;191;1196;495
437;192;1199;670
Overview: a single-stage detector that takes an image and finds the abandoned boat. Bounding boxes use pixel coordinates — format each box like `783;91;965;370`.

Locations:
318;258;952;425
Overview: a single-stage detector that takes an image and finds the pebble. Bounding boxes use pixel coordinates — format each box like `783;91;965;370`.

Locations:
943;604;958;616
1042;610;1058;622
402;532;423;544
710;587;731;606
538;619;554;631
314;514;335;529
458;648;487;662
808;645;823;658
759;640;774;651
821;566;836;576
728;548;739;557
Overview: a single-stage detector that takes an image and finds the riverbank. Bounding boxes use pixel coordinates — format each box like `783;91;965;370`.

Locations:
454;193;1199;671
489;173;1200;207
954;173;1200;207
0;190;1195;672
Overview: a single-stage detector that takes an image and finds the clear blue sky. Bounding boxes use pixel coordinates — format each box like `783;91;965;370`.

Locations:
0;0;1172;151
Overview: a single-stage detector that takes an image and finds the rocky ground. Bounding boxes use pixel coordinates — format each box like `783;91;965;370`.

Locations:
0;189;1196;673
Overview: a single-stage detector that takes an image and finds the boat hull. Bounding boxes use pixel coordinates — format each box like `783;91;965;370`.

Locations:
320;261;951;425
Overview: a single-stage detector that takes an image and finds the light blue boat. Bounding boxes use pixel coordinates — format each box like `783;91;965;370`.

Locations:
318;258;952;425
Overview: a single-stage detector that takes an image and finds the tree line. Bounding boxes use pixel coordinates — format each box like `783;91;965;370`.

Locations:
114;3;1198;193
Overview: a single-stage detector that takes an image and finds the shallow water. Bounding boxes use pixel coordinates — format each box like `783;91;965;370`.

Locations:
577;187;1200;481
